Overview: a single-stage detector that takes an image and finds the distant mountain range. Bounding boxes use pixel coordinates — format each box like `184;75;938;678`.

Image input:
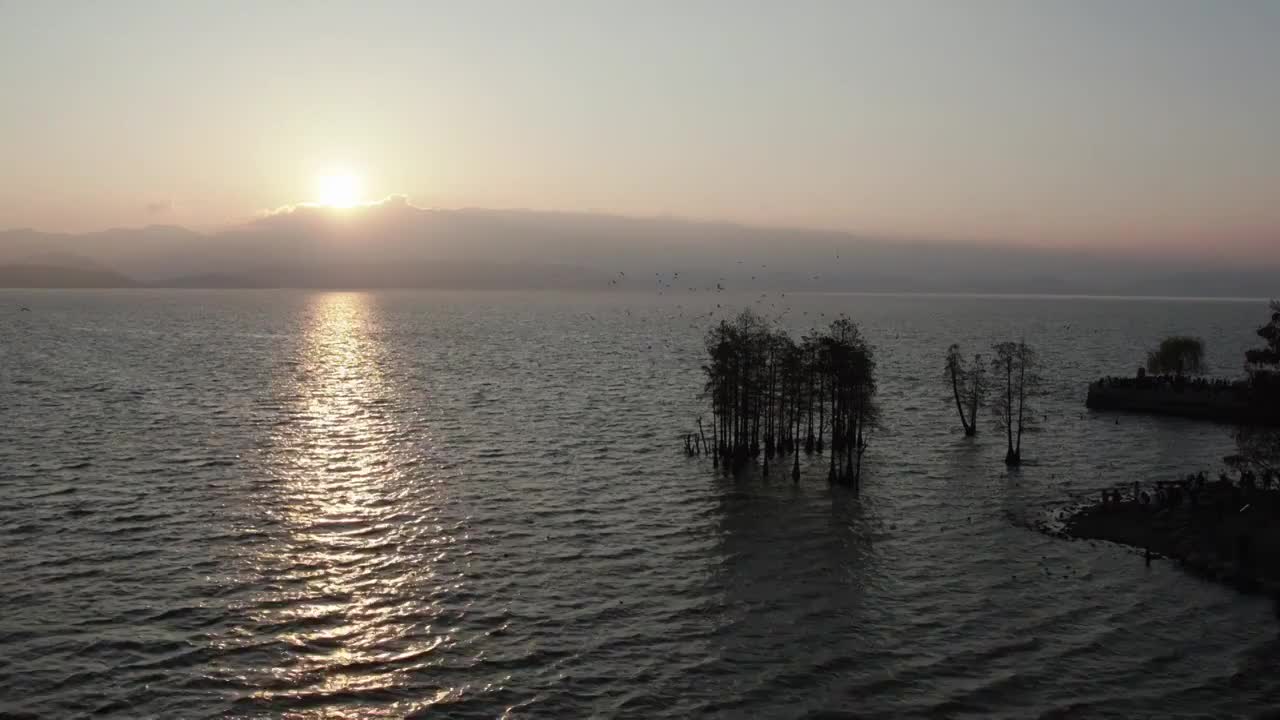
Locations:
1;198;1276;296
0;263;139;288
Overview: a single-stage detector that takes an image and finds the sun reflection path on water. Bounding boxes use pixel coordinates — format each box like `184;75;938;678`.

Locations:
213;293;483;717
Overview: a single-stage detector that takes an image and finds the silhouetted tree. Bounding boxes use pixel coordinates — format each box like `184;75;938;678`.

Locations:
1246;300;1280;378
1145;335;1206;377
703;309;772;469
1228;425;1280;476
945;344;985;436
818;318;878;486
700;310;877;484
991;341;1040;466
802;334;820;453
1229;302;1280;472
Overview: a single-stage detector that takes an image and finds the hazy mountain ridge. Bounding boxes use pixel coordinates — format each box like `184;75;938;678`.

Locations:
1;201;1275;295
0;263;140;288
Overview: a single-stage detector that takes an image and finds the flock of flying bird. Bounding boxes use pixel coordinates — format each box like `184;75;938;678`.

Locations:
601;255;851;338
7;258;844;326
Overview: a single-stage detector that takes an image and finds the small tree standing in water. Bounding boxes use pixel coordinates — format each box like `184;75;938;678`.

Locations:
944;344;986;436
991;341;1040;466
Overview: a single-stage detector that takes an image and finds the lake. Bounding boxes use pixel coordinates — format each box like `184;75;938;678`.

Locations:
1;290;1277;718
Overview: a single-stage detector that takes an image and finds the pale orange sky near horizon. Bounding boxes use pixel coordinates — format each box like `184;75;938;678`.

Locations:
2;1;1278;261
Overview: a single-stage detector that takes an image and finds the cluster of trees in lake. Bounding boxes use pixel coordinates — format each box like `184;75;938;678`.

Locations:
943;341;1041;465
695;309;878;486
692;308;1051;484
690;299;1280;480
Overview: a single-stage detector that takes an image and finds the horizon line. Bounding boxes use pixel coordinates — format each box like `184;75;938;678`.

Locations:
0;286;1272;303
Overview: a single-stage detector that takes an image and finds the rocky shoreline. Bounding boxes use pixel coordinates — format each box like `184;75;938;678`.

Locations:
1063;480;1280;599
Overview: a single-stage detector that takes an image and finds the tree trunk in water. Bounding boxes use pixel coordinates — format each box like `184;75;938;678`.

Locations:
1005;353;1021;466
854;405;865;489
1004;359;1014;461
1015;348;1026;461
765;352;776;458
949;364;973;436
805;366;816;453
791;387;798;453
833;381;843;455
827;378;837;482
968;355;982;437
711;409;720;467
844;411;855;486
816;376;826;454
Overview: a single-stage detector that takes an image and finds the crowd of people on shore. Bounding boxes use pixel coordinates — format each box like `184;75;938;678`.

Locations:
1099;468;1277;516
1093;468;1279;580
1092;372;1243;393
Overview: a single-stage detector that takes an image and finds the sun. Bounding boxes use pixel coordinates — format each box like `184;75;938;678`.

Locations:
315;173;362;208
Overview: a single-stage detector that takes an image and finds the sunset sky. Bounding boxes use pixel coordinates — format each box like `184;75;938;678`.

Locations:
2;1;1277;259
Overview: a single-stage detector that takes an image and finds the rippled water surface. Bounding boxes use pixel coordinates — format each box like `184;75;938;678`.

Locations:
2;290;1278;718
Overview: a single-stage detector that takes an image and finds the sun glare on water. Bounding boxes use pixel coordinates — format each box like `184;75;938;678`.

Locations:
315;173;362;208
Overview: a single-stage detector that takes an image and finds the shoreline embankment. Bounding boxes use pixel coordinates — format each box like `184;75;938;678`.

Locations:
1063;478;1280;598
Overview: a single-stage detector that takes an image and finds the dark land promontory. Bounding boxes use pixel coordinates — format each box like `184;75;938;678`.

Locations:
1066;475;1280;596
1070;306;1280;598
1086;375;1280;425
